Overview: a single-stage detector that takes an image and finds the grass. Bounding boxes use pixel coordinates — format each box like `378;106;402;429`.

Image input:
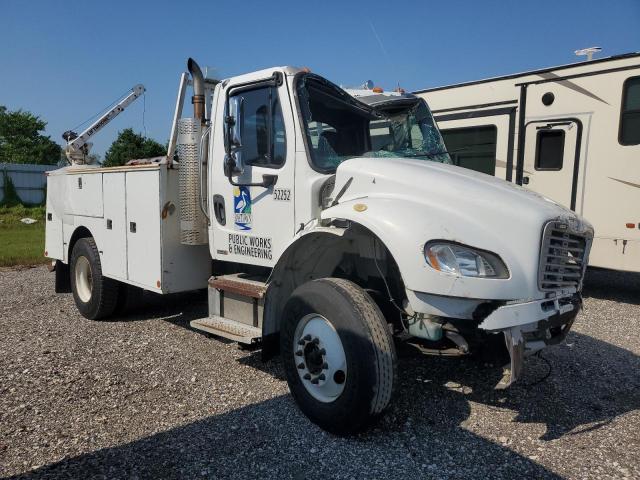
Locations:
0;205;48;267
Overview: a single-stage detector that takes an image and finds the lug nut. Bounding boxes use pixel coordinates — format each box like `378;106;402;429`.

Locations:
295;350;303;356
319;348;326;355
303;373;311;380
298;340;305;346
322;362;328;370
297;363;305;369
311;377;320;384
318;374;326;381
312;338;319;344
303;334;311;341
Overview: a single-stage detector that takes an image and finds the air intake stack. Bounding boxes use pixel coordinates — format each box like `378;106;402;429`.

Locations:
177;58;208;245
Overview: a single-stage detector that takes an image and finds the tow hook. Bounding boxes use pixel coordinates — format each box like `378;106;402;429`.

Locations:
495;326;525;390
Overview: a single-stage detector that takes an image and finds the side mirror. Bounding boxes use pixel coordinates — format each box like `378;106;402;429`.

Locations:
225;96;244;176
229;96;243;148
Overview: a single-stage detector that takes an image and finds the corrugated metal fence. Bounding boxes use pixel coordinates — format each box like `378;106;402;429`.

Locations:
0;163;58;205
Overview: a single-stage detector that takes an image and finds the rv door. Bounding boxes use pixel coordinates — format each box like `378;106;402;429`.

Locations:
522;119;582;210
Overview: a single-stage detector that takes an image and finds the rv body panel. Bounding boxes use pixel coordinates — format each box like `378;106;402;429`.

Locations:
416;53;640;272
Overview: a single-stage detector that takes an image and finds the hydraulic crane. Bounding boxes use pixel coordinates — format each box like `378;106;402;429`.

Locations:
62;84;145;165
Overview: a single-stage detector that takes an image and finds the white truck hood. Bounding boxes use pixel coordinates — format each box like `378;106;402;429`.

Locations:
321;157;592;301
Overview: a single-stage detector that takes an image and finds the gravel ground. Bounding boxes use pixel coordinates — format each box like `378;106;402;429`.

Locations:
0;266;638;479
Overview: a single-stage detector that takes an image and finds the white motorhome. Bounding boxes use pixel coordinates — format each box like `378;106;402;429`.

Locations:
413;52;640;273
46;59;593;434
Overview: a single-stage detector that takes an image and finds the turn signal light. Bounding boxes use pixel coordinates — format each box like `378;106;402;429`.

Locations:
626;223;636;229
372;87;384;93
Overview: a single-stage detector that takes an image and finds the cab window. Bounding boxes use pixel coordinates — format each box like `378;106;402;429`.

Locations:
230;86;286;168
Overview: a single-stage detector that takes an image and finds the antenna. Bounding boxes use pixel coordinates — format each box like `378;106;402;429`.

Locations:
574;47;602;62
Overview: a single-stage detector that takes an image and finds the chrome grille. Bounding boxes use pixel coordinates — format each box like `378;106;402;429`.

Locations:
539;221;592;291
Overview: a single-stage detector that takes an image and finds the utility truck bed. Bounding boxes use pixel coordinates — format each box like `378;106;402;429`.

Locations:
45;163;210;294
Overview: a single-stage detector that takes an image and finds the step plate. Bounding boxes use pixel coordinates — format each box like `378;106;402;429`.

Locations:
190;315;261;344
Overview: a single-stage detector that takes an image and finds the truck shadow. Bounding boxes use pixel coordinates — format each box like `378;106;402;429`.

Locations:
388;329;640;441
7;336;638;479
6;388;563;480
583;267;640;305
107;290;209;324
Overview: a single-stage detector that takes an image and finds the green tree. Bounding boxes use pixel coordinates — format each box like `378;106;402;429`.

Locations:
103;128;166;167
0;105;62;165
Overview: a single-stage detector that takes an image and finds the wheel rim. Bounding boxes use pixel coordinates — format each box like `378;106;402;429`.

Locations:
75;255;93;303
293;314;347;403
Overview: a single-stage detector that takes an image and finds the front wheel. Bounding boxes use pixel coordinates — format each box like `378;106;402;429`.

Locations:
281;278;396;435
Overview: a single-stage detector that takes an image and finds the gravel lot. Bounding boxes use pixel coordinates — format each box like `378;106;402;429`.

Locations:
1;266;638;479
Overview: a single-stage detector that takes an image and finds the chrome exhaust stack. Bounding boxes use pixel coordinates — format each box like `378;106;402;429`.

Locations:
176;58;208;245
187;58;206;125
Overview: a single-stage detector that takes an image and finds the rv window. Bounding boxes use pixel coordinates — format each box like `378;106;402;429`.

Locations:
440;126;497;175
535;130;565;171
619;76;640;146
229;86;286;168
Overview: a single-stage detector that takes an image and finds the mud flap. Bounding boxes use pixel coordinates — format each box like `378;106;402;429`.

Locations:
54;260;71;293
495;326;525;390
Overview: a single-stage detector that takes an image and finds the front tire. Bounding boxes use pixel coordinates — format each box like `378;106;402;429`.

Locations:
281;278;396;435
70;237;119;320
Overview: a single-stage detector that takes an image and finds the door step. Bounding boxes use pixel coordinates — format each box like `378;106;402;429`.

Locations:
208;273;267;299
190;315;262;344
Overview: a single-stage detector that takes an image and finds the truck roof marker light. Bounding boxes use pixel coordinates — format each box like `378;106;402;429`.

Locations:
394;87;406;94
372;87;384;93
626;223;636;228
301;67;311;73
44;250;48;257
156;280;161;288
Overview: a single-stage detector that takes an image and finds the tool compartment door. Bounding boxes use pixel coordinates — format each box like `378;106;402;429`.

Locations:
125;170;162;290
44;175;64;260
101;173;128;280
64;172;104;217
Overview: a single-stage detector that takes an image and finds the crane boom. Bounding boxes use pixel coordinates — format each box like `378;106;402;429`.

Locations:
63;84;145;165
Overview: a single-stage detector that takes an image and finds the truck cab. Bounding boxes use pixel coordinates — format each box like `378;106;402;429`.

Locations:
45;60;594;434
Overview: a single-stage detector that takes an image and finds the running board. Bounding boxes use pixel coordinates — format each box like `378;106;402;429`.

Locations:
190;315;262;344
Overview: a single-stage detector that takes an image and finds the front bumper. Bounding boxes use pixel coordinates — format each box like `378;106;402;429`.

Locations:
488;289;580;388
407;287;581;388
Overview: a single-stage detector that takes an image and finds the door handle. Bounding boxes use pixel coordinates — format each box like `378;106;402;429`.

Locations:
213;194;226;226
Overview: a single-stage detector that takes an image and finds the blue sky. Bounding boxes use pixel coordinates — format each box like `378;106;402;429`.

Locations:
1;0;638;157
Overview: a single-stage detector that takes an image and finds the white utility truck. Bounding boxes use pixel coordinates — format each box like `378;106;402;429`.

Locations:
45;59;593;434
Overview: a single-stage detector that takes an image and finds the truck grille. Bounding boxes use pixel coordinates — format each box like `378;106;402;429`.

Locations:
539;221;591;291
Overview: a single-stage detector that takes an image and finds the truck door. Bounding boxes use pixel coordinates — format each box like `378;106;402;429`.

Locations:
209;73;296;268
522;119;582;210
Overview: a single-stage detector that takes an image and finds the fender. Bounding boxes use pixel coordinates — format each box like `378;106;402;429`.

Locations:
261;226;346;359
320;196;539;301
264;226;346;331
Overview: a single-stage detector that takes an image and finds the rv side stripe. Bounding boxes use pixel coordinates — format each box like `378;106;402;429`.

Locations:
515;64;640;86
431;100;517;114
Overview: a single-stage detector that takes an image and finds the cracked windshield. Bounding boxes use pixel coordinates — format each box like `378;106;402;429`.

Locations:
298;76;451;171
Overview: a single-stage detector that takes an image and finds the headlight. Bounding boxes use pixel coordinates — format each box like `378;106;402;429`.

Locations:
424;241;509;279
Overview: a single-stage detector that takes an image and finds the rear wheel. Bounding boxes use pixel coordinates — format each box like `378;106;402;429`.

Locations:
281;278;396;435
70;237;119;320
